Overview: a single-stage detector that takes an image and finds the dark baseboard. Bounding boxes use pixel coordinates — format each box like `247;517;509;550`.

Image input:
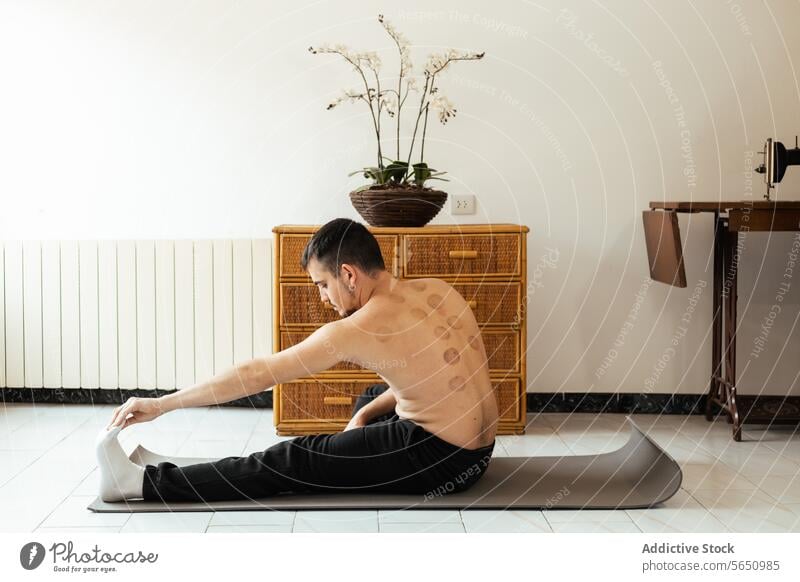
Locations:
0;387;710;415
526;392;708;414
0;387;275;408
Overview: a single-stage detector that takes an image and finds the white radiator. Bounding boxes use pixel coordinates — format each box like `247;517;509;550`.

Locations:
0;240;272;391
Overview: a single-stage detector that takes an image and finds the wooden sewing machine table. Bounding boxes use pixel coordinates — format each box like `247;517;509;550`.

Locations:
644;201;800;441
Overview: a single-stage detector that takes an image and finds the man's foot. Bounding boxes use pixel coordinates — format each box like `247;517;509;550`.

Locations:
95;426;146;502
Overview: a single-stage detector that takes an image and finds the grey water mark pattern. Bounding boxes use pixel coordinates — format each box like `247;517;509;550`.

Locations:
362;358;408;371
727;0;753;37
744;149;756;198
502;90;574;173
652;60;696;195
422;452;492;501
644;279;707;392
544;485;571;509
447;72;501;99
723;223;748;300
323;338;407;370
512;246;560;331
446;71;574;173
556;8;628;77
595;277;654;379
750;233;800;359
397;9;529;39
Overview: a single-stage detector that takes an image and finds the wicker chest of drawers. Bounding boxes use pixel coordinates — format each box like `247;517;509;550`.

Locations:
272;223;529;436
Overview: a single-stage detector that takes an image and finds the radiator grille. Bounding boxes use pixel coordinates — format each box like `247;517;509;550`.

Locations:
0;240;272;390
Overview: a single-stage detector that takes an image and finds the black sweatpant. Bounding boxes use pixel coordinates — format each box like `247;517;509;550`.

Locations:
142;383;495;502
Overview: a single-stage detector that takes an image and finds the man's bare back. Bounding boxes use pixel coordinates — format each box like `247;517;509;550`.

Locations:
96;221;501;503
342;277;498;450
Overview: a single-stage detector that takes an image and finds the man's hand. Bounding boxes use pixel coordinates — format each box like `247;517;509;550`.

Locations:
344;410;370;432
107;397;166;430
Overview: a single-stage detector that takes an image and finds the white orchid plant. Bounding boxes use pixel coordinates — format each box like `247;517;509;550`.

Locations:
308;14;484;189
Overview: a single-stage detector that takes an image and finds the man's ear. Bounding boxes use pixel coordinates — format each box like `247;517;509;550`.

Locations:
340;264;357;288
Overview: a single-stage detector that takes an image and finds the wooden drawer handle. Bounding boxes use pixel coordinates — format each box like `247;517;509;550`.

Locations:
467;300;477;309
449;250;478;259
324;396;353;406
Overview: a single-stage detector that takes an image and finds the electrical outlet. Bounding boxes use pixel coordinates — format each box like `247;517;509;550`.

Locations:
451;194;476;215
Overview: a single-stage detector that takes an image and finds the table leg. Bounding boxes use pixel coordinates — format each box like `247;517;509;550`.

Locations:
706;213;723;421
724;228;742;441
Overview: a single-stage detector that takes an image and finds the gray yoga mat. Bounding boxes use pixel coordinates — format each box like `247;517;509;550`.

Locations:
88;416;682;512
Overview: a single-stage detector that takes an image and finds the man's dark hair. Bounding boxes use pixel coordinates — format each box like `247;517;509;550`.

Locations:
300;218;386;278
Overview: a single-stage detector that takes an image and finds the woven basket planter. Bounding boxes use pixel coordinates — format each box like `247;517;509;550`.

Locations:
348;186;448;227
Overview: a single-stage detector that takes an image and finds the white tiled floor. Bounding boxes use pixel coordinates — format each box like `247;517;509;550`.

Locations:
1;404;800;533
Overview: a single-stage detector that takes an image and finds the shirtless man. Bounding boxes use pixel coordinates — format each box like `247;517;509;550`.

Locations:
96;218;498;502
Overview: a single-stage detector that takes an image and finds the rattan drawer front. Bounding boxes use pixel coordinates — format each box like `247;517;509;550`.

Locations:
279;283;339;325
279;380;379;421
279;379;521;423
280;328;363;373
281;282;520;326
279;233;398;278
403;233;521;277
481;329;521;373
493;378;522;422
452;282;521;325
281;326;520;374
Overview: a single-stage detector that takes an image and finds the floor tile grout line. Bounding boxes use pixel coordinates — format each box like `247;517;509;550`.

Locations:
0;413;97;498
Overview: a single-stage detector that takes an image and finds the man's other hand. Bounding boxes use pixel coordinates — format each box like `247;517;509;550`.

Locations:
344;411;369;432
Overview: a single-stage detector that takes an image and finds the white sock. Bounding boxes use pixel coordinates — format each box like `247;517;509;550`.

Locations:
95;426;146;502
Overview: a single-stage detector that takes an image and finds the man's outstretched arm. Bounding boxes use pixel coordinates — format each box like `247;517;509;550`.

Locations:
159;321;353;412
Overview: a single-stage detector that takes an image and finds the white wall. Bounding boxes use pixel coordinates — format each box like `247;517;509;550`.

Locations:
1;0;799;395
